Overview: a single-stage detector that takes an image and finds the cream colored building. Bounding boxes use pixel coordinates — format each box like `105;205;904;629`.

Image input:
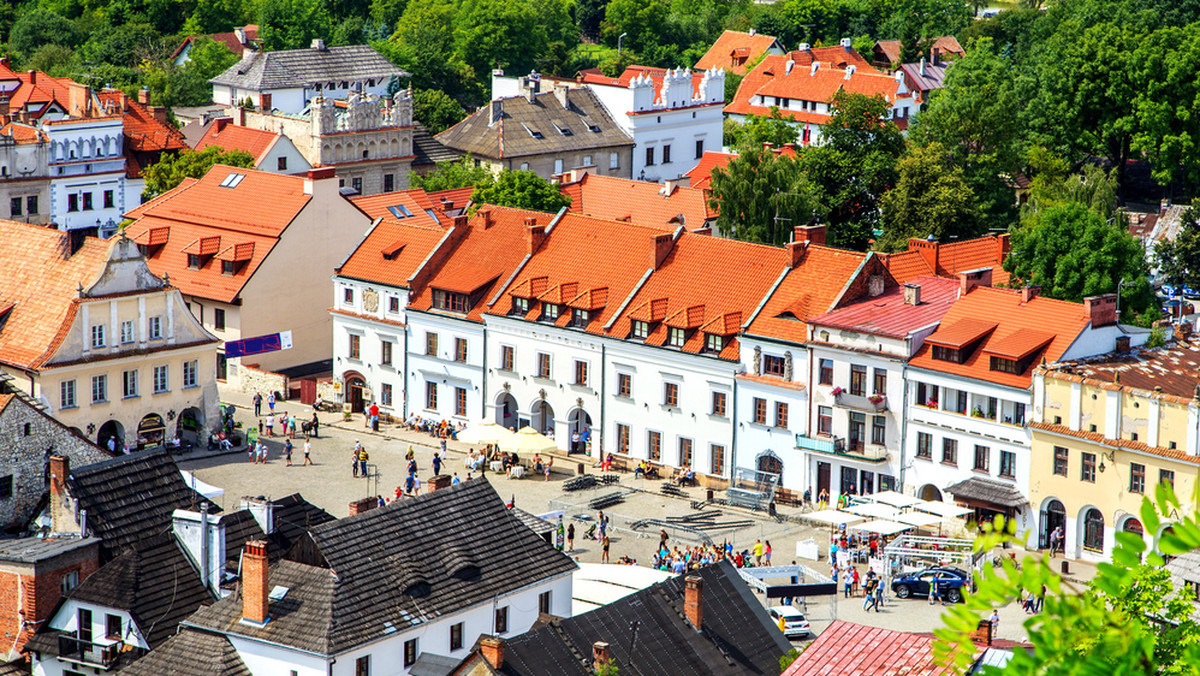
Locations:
0;223;219;451
1030;338;1200;561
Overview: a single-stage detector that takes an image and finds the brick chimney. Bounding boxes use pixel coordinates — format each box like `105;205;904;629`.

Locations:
793;223;826;246
149;106;168;125
348;496;378;515
1021;285;1042;303
49;455;68;495
684;575;703;630
910;237;939;272
652;232;675;269
958;268;992;295
1084;294;1118;328
553;82;571;109
996;233;1011;262
969;618;993;646
427;474;452;493
481;209;494;229
241;540;269;625
526;219;546;254
1116;335;1131;353
213;117;230;134
480;637;505;668
592;642;611;671
303;167;337;197
787;240;808;268
904;283;922;306
27;70;35;85
137;88;149;105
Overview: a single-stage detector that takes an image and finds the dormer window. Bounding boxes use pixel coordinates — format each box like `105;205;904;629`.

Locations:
187;254;201;269
705;334;724;353
571;309;590;328
668;327;686;348
511;297;530;316
221;260;236;275
541;303;560;322
631;320;649;340
433;289;469;313
932;345;961;363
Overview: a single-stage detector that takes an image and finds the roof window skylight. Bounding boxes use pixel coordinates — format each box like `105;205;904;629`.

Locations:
219;173;246;188
387;204;414;218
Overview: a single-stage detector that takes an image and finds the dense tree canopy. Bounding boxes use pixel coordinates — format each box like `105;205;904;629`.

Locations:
1155;207;1200;292
707;148;821;246
878;142;979;251
408;155;494;191
471;169;572;213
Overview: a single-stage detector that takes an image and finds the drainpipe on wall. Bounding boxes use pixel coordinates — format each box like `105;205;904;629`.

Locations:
730;374;738;480
599;343;607;456
401;320;410;419
899;348;911;493
481;325;489;419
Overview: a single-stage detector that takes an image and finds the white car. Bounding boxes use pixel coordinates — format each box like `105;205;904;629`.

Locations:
768;606;811;639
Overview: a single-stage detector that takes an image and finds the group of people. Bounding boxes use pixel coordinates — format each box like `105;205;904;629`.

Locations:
649;537;774;574
402;415;463;440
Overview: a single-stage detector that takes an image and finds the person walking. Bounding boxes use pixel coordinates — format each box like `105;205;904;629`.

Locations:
929;575;941;605
601;535;611;563
875;576;884;609
567;522;575;552
753;539;764;566
863;577;878;612
303;439;312;465
352;443;361;477
764;540;772;566
1049;525;1063;558
253;392;263;417
432;452;443;476
284;438;293;466
990;609;1000;633
288;414;297;439
310;412;320;438
265;416;274;437
267;391;276;414
358;447;369;478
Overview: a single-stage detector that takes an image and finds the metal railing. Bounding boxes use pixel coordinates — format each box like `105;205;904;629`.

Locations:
58;634;121;668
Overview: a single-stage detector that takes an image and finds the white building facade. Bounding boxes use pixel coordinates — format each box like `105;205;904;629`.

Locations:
733;337;810;490
44;117;131;235
331;276;414;417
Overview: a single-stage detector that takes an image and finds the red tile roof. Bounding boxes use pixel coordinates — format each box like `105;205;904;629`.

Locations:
781;620;956;676
0;122;44;144
100;91;188;154
123;165;314;303
0;63;72;118
694;30;785;75
1031;421;1200;466
784;46;879;73
879;235;1012;286
1042;338;1200;402
578;66;708;101
173;25;259;60
0;222;114;370
560;172;714;231
336;218;449;289
685;151;735;191
726;54;905;120
910;286;1092;388
874;37;964;68
809;275;960;340
194;119;281;164
745;244;869;343
351;189;447;228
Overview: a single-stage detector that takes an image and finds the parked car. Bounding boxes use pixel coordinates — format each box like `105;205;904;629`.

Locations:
891;566;972;603
768;606;811;638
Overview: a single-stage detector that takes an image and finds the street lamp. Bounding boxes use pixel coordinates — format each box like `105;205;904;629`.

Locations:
618;33;629;58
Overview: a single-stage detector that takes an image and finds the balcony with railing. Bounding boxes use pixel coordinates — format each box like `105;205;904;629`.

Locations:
831;390;888;413
795;434;887;462
57;633;123;669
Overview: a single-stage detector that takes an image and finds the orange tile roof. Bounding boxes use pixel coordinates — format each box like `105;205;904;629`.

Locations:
725;54;906;120
873;37;964;68
784;46;879;73
925;317;997;349
578;66;708;101
351;189;447;228
560;172;714;231
879;234;1012;286
809;275;960;340
0;63;71;118
909;286;1092;388
100;90;188;154
744;244;868;343
1031;422;1200;466
695;30;785;75
0;122;45;144
1042;338;1200;402
0;221;113;370
195;119;281;164
336;218;449;289
686;151;735;191
123;165;313;303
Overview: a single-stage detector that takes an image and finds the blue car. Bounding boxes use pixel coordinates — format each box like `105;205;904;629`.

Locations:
891;566;972;603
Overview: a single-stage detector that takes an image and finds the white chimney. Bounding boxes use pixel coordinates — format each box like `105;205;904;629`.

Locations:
810;62;819;76
173;506;226;595
797;43;810;52
840;37;852;50
843;65;856;80
920;57;927;76
785;60;795;75
240;496;276;535
748;28;755;36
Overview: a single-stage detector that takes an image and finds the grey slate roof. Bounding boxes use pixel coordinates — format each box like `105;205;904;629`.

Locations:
210;44;409;91
437;89;633;160
67;449;218;560
944;476;1027;509
496;559;790;676
219;494;335;573
511;507;555;536
119;628;252;676
0;536;97;563
187;479;576;655
413;123;464;168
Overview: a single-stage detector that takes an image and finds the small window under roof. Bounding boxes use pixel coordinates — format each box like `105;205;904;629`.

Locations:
387;204;414;218
588;124;602;133
219;172;245;188
557;124;573;136
521;122;543;139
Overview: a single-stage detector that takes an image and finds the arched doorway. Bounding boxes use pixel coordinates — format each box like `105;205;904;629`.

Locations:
344;372;366;413
1122;517;1144;536
1082;507;1105;553
137;413;166;450
567;409;592;454
1039;498;1066;549
495;392;518;431
757;452;783;477
97;420;124;453
530;400;555;438
176;407;205;448
918;484;943;502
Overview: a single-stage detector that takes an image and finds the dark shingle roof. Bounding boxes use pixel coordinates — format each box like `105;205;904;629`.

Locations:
67;449;218;560
0;536;98;563
437;89;632;160
220;494;335;572
498;560;790;676
188;479;576;654
120;628;252;676
413;123;464;168
944;476;1028;509
64;533;215;647
210;45;409;90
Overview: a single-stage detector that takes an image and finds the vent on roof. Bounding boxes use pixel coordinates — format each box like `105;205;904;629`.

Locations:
387;204;414;218
556;124;573;136
588;124;601;133
268;586;289;601
520;122;544;139
219;172;246;188
383;241;406;260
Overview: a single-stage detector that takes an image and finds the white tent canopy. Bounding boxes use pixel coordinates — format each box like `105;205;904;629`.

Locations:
870;490;922;508
510;426;557;454
802;510;866;526
893;511;945;528
844;503;900;520
913;501;973;519
849;519;913;536
457;420;516;446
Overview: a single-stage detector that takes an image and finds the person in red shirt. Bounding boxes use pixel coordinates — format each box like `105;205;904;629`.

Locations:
369;403;380;431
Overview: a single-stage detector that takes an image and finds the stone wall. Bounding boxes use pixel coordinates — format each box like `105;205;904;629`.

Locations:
0;397;111;532
233;363;290;400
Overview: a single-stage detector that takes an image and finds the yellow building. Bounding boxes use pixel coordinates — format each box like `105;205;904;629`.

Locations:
0;222;219;450
1031;339;1200;561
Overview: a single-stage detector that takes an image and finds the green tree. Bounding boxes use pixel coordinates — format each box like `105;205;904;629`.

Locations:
452;0;573;83
408;155;494;192
1155;208;1200;292
1131;24;1200;193
27;44;76;77
142;146;256;199
708;147;822;246
602;0;670;54
379;0;477;102
800;91;905;250
185;36;239;81
370;0;409;29
1004;202;1154;317
471;169;571;213
183;0;245;36
726;107;799;153
878;142;980;251
413;88;465;134
258;0;335;51
10;8;80;57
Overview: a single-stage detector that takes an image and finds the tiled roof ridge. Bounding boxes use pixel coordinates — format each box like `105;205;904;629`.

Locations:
1031;421;1200;465
126;176;202;219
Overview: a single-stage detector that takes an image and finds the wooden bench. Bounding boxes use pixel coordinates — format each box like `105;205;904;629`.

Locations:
774;488;803;507
609;455;631;472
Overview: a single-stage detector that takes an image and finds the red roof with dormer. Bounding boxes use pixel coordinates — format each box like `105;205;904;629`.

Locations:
726;54;907;120
694;30;786;75
560;171;714;231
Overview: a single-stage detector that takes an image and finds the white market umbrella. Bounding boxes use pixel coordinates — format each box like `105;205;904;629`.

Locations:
870;490;923;509
509;426;557;454
894;511;945;528
849;519;913;536
913;501;973;519
845;503;900;520
802;510;866;526
457;420;516;446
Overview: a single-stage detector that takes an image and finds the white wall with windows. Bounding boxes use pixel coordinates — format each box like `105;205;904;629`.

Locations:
330;276;412;416
45;117;128;235
31;599;145;676
405;310;486;423
733;337;809;490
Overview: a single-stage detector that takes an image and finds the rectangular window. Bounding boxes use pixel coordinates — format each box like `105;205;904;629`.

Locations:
153;365;168;393
819;359;833;385
1013;402;1026;425
183;360;198;388
91;374;107;403
1130;462;1145;494
618;373;632;397
574;360;588;386
999;450;1016;478
662;144;671;164
61;379;76;408
583;155;593;167
1161;469;1175;488
542;303;560;322
942;438;958;465
455;338;468;362
187;253;201;269
956;391;968;414
455;387;467;416
538;591;552;614
78;609;93;643
510;296;530;316
351;177;362;193
26;195;37;214
426;332;438;356
9;197;20;216
705;333;723;353
221;260;235;275
495;606;509;634
450;622;463;651
990;356;1019;374
850;364;867;396
645;146;655;166
616;424;630;453
91;324;106;348
214;308;225;331
148;316;162;339
871;415;886;445
403;638;418;667
648;431;662;461
388;296;400;313
344;287;354;304
752;397;766;424
572;309;590;329
433;290;469;313
973;445;990;472
695;139;704;159
0;476;11;499
817;406;832;435
122;370;137;398
381;340;393;366
103;190;114;208
710;444;725;475
68;194;78;212
631;320;649;340
105;614;121;640
349;333;361;359
120;320;134;344
763;355;785;376
664;382;679;407
711;391;726;416
279;156;289;172
873;368;887;394
916;431;932;458
537;353;551;379
425;382;437;410
60;570;78;595
553;159;563;175
501;345;514;371
1053;446;1068;476
381;383;393;406
668;327;686;347
609;153;619;169
678;437;693;466
1081;452;1096;482
849;413;865;451
775;402;789;428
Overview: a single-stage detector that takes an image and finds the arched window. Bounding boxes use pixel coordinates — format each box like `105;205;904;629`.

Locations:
1083;508;1105;552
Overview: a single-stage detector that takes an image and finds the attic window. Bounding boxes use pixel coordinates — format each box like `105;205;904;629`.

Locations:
932;345;961;363
219;172;246;188
556;124;573;136
705;334;724;353
510;296;530;316
541;303;560;322
668;327;687;348
571;309;590;328
588;124;601;133
387;204;414;218
631;320;649;340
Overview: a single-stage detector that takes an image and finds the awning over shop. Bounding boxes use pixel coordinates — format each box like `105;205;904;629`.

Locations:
944;477;1028;510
